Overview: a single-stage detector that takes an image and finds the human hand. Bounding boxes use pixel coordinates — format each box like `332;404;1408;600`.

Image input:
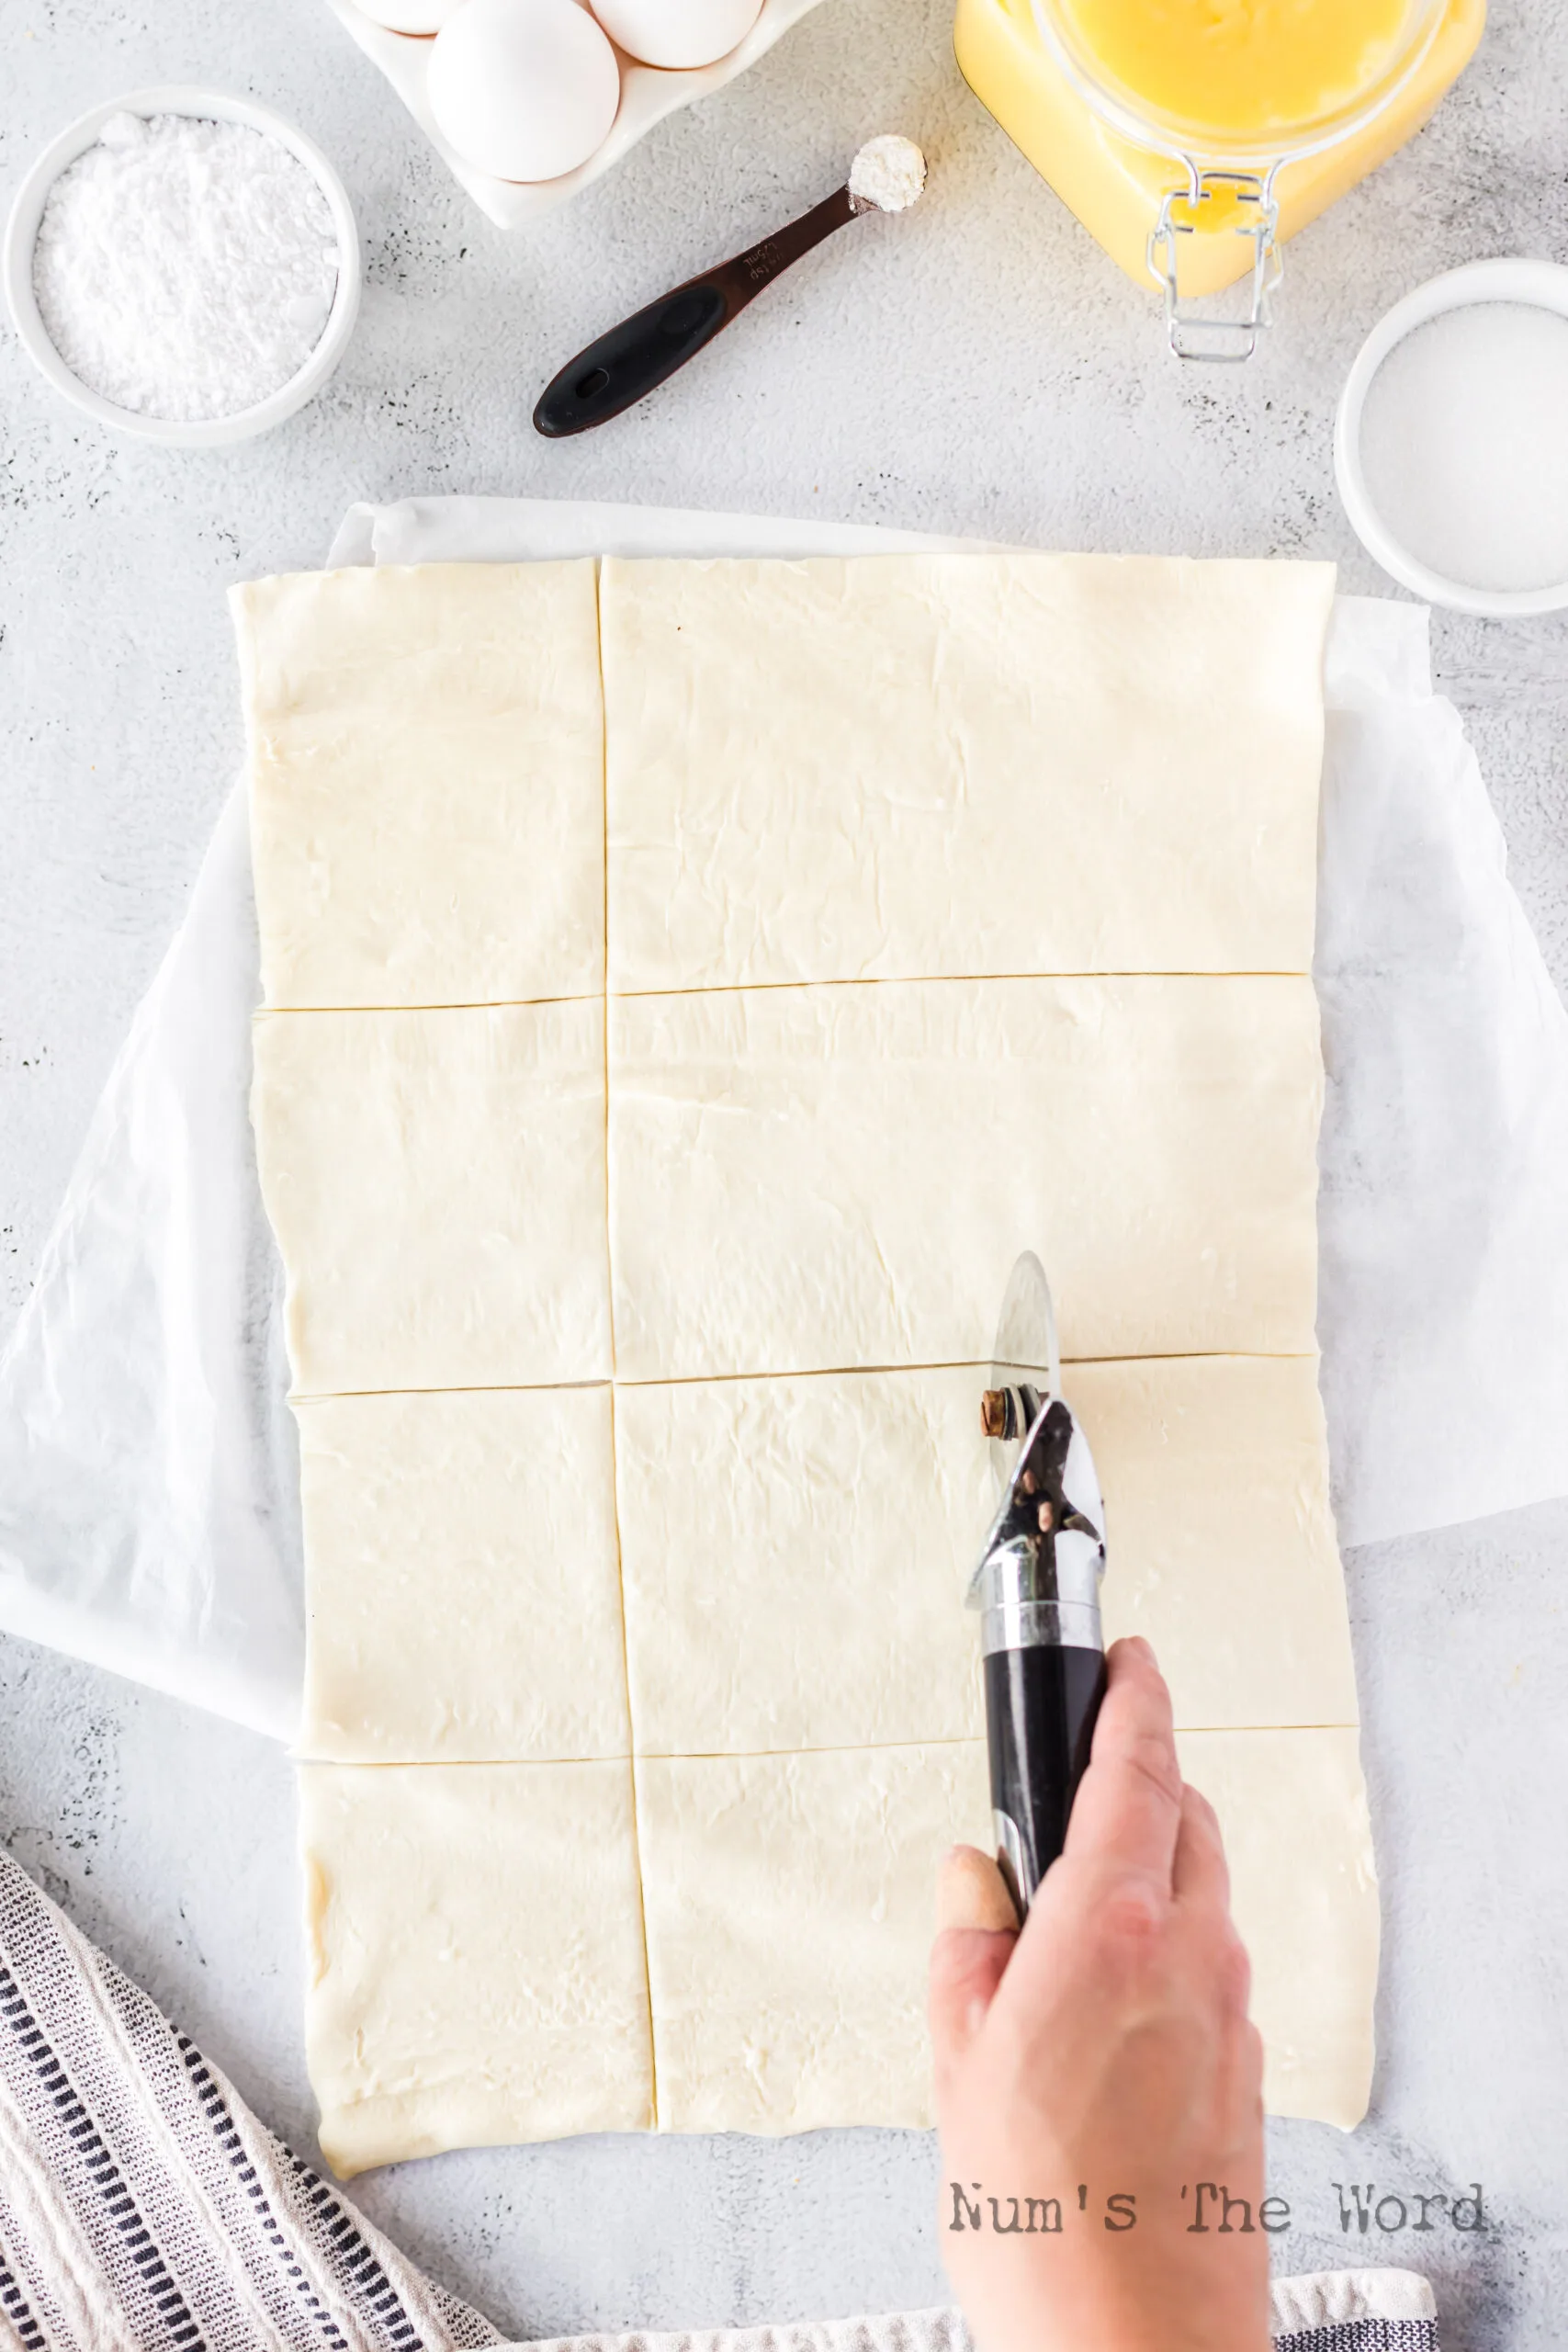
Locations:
929;1636;1269;2352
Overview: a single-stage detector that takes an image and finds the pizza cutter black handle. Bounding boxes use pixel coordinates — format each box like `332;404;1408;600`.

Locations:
986;1643;1107;1916
533;185;856;437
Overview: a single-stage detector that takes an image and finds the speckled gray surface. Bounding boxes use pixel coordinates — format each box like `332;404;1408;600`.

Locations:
2;0;1567;2346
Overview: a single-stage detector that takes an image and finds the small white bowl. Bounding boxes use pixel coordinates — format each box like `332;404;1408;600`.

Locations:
1335;257;1568;619
3;85;362;448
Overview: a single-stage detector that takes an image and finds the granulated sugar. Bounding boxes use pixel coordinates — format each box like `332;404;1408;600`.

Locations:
1358;300;1568;594
33;111;340;424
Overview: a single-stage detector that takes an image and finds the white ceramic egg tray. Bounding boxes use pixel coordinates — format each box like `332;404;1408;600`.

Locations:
321;0;831;227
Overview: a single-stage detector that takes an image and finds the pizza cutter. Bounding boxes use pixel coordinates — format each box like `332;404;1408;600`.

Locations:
967;1252;1108;1917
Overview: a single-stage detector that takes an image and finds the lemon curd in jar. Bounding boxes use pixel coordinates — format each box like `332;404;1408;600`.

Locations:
1061;0;1412;137
954;0;1485;298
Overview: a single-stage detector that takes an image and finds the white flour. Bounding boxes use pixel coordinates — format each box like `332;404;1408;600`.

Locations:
848;134;927;214
33;112;340;424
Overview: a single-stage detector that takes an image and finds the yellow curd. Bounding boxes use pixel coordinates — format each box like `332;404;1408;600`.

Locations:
954;0;1485;302
1058;0;1413;141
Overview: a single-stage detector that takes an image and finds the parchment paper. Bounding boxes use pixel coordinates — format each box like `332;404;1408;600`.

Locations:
2;496;1564;1742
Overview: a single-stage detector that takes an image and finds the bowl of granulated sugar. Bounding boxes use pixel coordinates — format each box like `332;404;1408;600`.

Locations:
4;87;360;447
1336;258;1568;619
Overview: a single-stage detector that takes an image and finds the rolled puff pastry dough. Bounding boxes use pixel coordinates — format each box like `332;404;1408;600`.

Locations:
1177;1728;1379;2129
602;553;1336;992
636;1742;991;2133
253;1001;611;1394
610;976;1323;1379
233;562;605;1010
617;1357;1354;1754
1085;1355;1359;1731
301;1760;653;2176
615;1369;989;1756
297;1386;629;1763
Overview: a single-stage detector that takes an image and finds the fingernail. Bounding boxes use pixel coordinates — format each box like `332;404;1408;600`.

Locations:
936;1846;1021;1934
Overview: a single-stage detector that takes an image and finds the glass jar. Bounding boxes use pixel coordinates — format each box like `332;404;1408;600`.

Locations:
953;0;1486;358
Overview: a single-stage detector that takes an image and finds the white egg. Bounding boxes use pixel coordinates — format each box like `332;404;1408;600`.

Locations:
428;0;621;182
590;0;763;70
355;0;462;34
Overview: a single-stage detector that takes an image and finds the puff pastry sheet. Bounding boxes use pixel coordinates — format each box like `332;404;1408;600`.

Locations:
609;976;1323;1377
233;553;1371;2165
300;1761;654;2177
297;1386;628;1763
617;1356;1357;1755
636;1743;992;2135
602;553;1335;991
252;1001;612;1395
1178;1728;1379;2131
635;1729;1378;2139
233;562;605;1011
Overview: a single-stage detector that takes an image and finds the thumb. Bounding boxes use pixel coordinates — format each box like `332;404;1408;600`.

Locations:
929;1846;1018;2079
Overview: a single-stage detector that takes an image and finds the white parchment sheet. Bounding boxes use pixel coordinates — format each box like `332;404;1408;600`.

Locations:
2;497;1566;1743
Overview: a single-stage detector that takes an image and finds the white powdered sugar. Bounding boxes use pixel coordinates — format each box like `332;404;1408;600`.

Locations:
33;111;340;424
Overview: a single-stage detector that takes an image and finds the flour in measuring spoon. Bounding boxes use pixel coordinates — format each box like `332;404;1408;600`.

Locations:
33;112;340;424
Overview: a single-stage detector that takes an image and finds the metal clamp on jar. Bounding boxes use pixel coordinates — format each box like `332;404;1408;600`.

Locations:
953;0;1485;360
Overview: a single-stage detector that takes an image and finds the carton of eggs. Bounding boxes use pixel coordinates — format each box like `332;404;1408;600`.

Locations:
326;0;826;218
429;0;621;181
356;0;462;30
592;0;763;69
360;0;766;178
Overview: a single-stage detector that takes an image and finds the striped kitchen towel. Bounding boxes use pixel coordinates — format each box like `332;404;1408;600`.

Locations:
0;1844;498;2351
521;2278;1441;2352
0;1845;1436;2352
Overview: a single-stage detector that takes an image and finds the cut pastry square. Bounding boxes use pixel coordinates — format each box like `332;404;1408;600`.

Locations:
636;1743;991;2133
615;1367;988;1756
609;976;1322;1381
297;1386;629;1764
602;552;1335;993
253;1001;612;1395
301;1759;653;2177
233;562;605;1011
615;1355;1355;1757
1084;1354;1359;1731
1177;1726;1379;2130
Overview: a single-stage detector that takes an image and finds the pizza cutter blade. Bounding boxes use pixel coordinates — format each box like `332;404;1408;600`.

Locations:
982;1248;1060;1500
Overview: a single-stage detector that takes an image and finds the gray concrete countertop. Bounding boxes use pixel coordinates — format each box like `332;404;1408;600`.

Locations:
2;0;1566;2345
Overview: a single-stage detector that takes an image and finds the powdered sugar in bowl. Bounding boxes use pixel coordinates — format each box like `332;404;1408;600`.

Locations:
4;87;360;447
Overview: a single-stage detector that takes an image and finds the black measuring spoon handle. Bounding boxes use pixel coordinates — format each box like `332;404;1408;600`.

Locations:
534;184;856;437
